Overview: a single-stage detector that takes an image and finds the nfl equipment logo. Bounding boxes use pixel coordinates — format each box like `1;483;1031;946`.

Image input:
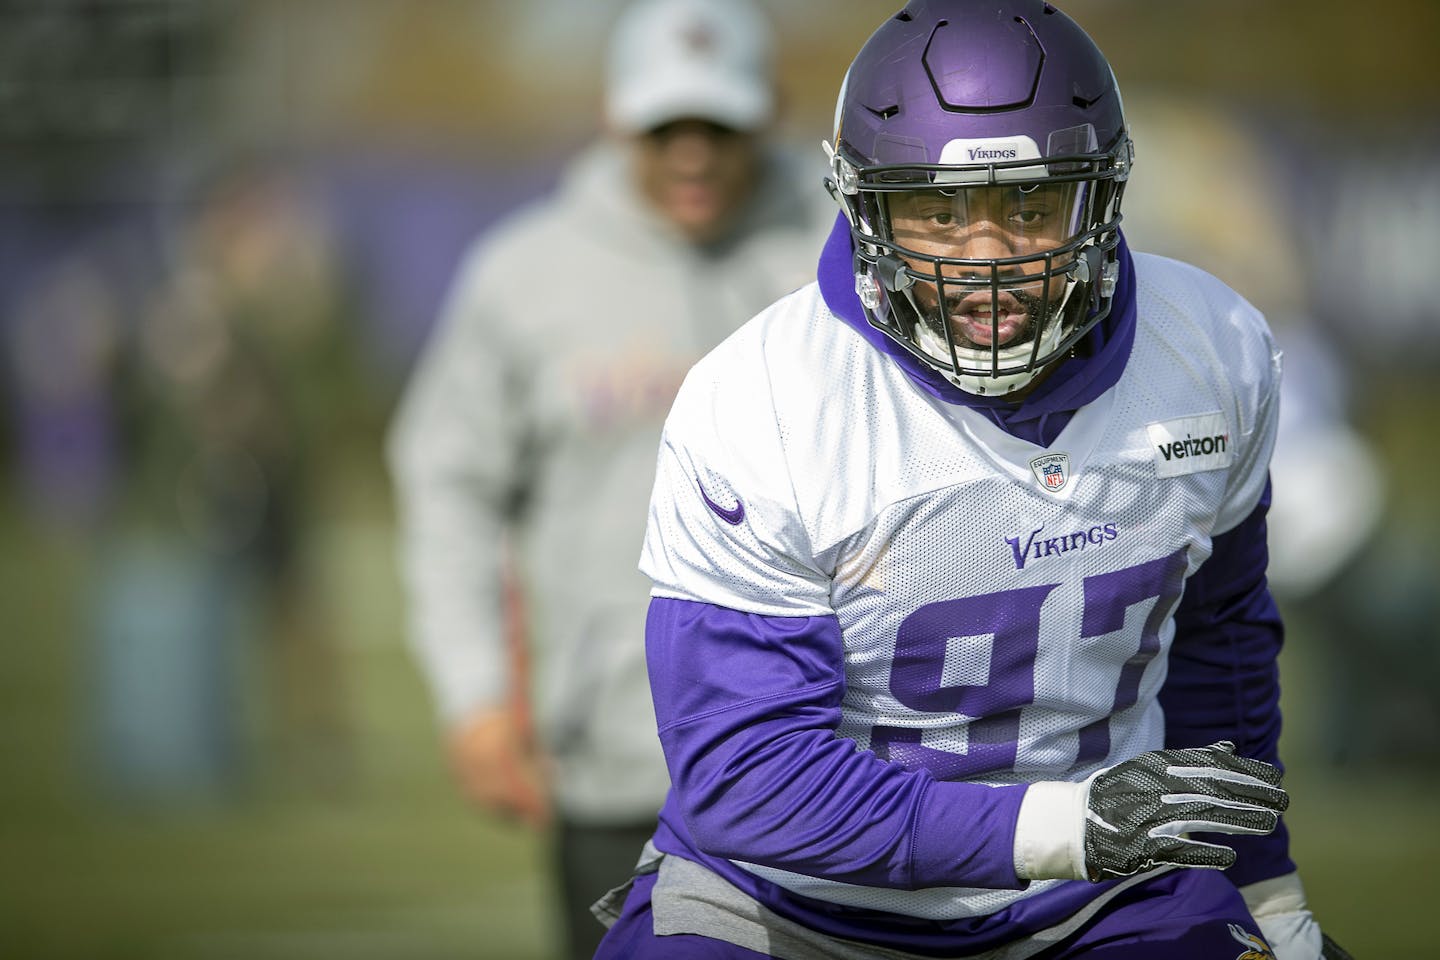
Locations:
1030;453;1071;492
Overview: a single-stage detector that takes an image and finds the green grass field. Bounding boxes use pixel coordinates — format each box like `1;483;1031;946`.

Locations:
0;502;1431;958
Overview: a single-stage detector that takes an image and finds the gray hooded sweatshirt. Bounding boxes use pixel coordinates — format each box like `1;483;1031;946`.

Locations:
388;137;833;821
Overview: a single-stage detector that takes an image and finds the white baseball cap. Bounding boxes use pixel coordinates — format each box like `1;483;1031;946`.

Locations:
606;0;775;134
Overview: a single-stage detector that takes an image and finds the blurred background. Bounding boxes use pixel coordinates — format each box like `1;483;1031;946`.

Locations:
1;1;1437;957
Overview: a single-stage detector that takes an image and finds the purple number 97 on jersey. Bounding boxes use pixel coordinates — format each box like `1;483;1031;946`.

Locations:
870;550;1187;780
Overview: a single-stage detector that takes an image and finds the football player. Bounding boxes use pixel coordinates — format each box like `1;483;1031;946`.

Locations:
593;2;1350;958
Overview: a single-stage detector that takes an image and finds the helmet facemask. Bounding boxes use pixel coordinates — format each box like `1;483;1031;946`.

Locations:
829;139;1129;397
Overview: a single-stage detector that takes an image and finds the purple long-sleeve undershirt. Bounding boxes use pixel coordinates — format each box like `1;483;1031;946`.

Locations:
646;597;1029;892
1163;479;1296;887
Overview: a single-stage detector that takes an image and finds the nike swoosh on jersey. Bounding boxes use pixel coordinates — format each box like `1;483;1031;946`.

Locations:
697;477;745;525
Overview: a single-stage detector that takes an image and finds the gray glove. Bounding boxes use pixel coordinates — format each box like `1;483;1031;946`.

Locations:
1083;741;1289;882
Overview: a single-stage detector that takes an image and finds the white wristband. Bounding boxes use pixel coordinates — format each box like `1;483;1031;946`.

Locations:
1013;779;1090;881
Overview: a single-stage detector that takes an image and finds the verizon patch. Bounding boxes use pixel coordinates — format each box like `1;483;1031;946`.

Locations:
1147;412;1233;478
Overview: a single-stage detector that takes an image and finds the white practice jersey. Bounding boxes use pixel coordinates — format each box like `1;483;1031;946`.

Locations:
640;251;1281;918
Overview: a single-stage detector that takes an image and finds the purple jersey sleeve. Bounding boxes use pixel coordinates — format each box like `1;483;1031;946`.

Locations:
647;596;1029;891
1161;477;1296;886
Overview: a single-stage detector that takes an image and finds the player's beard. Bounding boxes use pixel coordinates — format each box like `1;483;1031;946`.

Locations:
915;283;1059;356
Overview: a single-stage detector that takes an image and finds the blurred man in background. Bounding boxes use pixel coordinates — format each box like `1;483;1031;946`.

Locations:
386;0;833;955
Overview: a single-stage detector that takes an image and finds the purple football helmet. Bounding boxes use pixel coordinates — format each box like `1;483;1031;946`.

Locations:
825;0;1132;395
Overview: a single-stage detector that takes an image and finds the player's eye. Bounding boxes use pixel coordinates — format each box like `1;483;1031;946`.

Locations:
1010;198;1062;232
897;200;956;227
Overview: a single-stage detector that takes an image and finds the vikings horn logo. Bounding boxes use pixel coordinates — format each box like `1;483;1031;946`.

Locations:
1227;923;1277;960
